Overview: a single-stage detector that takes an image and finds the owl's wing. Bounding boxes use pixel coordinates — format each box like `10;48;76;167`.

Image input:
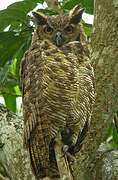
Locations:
76;62;95;152
20;49;38;146
20;44;52;178
70;61;95;154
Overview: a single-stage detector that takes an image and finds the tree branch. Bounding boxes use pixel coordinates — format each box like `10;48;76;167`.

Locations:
0;104;35;180
0;103;74;179
74;0;118;179
45;0;62;14
1;105;118;180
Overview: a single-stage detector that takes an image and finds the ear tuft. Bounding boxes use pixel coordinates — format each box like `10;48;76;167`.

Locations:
69;4;85;24
32;11;47;25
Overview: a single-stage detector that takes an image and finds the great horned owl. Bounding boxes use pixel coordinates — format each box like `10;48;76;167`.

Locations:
20;4;95;179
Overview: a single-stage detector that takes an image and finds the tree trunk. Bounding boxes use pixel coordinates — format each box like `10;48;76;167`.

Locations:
0;0;118;179
0;104;35;180
75;0;118;179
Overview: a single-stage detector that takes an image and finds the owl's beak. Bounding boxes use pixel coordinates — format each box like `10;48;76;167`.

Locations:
55;31;63;47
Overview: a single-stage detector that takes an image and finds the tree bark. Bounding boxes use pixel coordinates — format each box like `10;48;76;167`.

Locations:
0;0;118;179
75;0;118;179
0;104;35;180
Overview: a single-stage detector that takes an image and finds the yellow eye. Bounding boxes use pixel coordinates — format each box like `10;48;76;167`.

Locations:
65;25;73;34
44;26;53;34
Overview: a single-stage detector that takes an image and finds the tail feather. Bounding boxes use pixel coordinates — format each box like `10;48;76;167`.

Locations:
28;132;51;179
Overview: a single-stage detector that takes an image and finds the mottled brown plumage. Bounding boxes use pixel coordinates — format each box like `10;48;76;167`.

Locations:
20;5;95;179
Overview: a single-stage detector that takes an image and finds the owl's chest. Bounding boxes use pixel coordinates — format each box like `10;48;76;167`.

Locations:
41;50;79;88
25;48;80;107
41;58;79;93
37;55;80;111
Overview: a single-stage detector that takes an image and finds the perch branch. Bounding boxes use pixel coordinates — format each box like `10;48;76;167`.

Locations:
45;0;62;14
54;132;73;180
0;104;35;180
0;103;118;180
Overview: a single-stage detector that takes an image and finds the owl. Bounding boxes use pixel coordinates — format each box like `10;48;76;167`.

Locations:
20;4;95;179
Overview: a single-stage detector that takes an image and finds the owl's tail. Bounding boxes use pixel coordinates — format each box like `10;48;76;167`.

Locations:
28;130;51;179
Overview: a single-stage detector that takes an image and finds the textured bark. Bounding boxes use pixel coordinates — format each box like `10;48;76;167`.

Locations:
0;104;35;180
0;0;118;179
75;0;118;179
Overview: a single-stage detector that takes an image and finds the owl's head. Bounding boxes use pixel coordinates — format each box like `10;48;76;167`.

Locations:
32;5;85;47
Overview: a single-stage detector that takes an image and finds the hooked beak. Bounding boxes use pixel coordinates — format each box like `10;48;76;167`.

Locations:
55;31;63;47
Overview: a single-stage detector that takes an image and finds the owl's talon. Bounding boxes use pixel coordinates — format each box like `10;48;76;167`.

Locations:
61;144;69;158
62;145;69;154
61;145;76;164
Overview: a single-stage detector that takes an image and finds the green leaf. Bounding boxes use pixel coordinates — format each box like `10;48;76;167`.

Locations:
62;0;94;14
0;62;10;88
15;50;24;87
7;0;44;14
83;23;92;37
112;125;118;146
0;64;18;90
10;58;17;74
0;31;29;91
0;9;26;31
37;9;59;16
3;73;18;88
105;122;118;147
14;86;21;96
0;31;25;67
2;87;17;113
104;122;113;140
9;22;23;32
0;0;44;31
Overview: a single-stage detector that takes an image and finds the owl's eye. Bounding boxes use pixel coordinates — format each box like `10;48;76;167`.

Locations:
65;25;73;34
44;26;53;34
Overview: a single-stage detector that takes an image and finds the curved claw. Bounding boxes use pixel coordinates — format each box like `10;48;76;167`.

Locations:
61;145;76;164
62;145;69;155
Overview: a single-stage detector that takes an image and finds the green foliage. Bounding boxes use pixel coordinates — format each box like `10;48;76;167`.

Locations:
105;121;118;147
0;0;44;31
2;87;17;113
37;9;59;16
0;32;26;67
82;20;92;38
62;0;94;14
0;0;43;113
